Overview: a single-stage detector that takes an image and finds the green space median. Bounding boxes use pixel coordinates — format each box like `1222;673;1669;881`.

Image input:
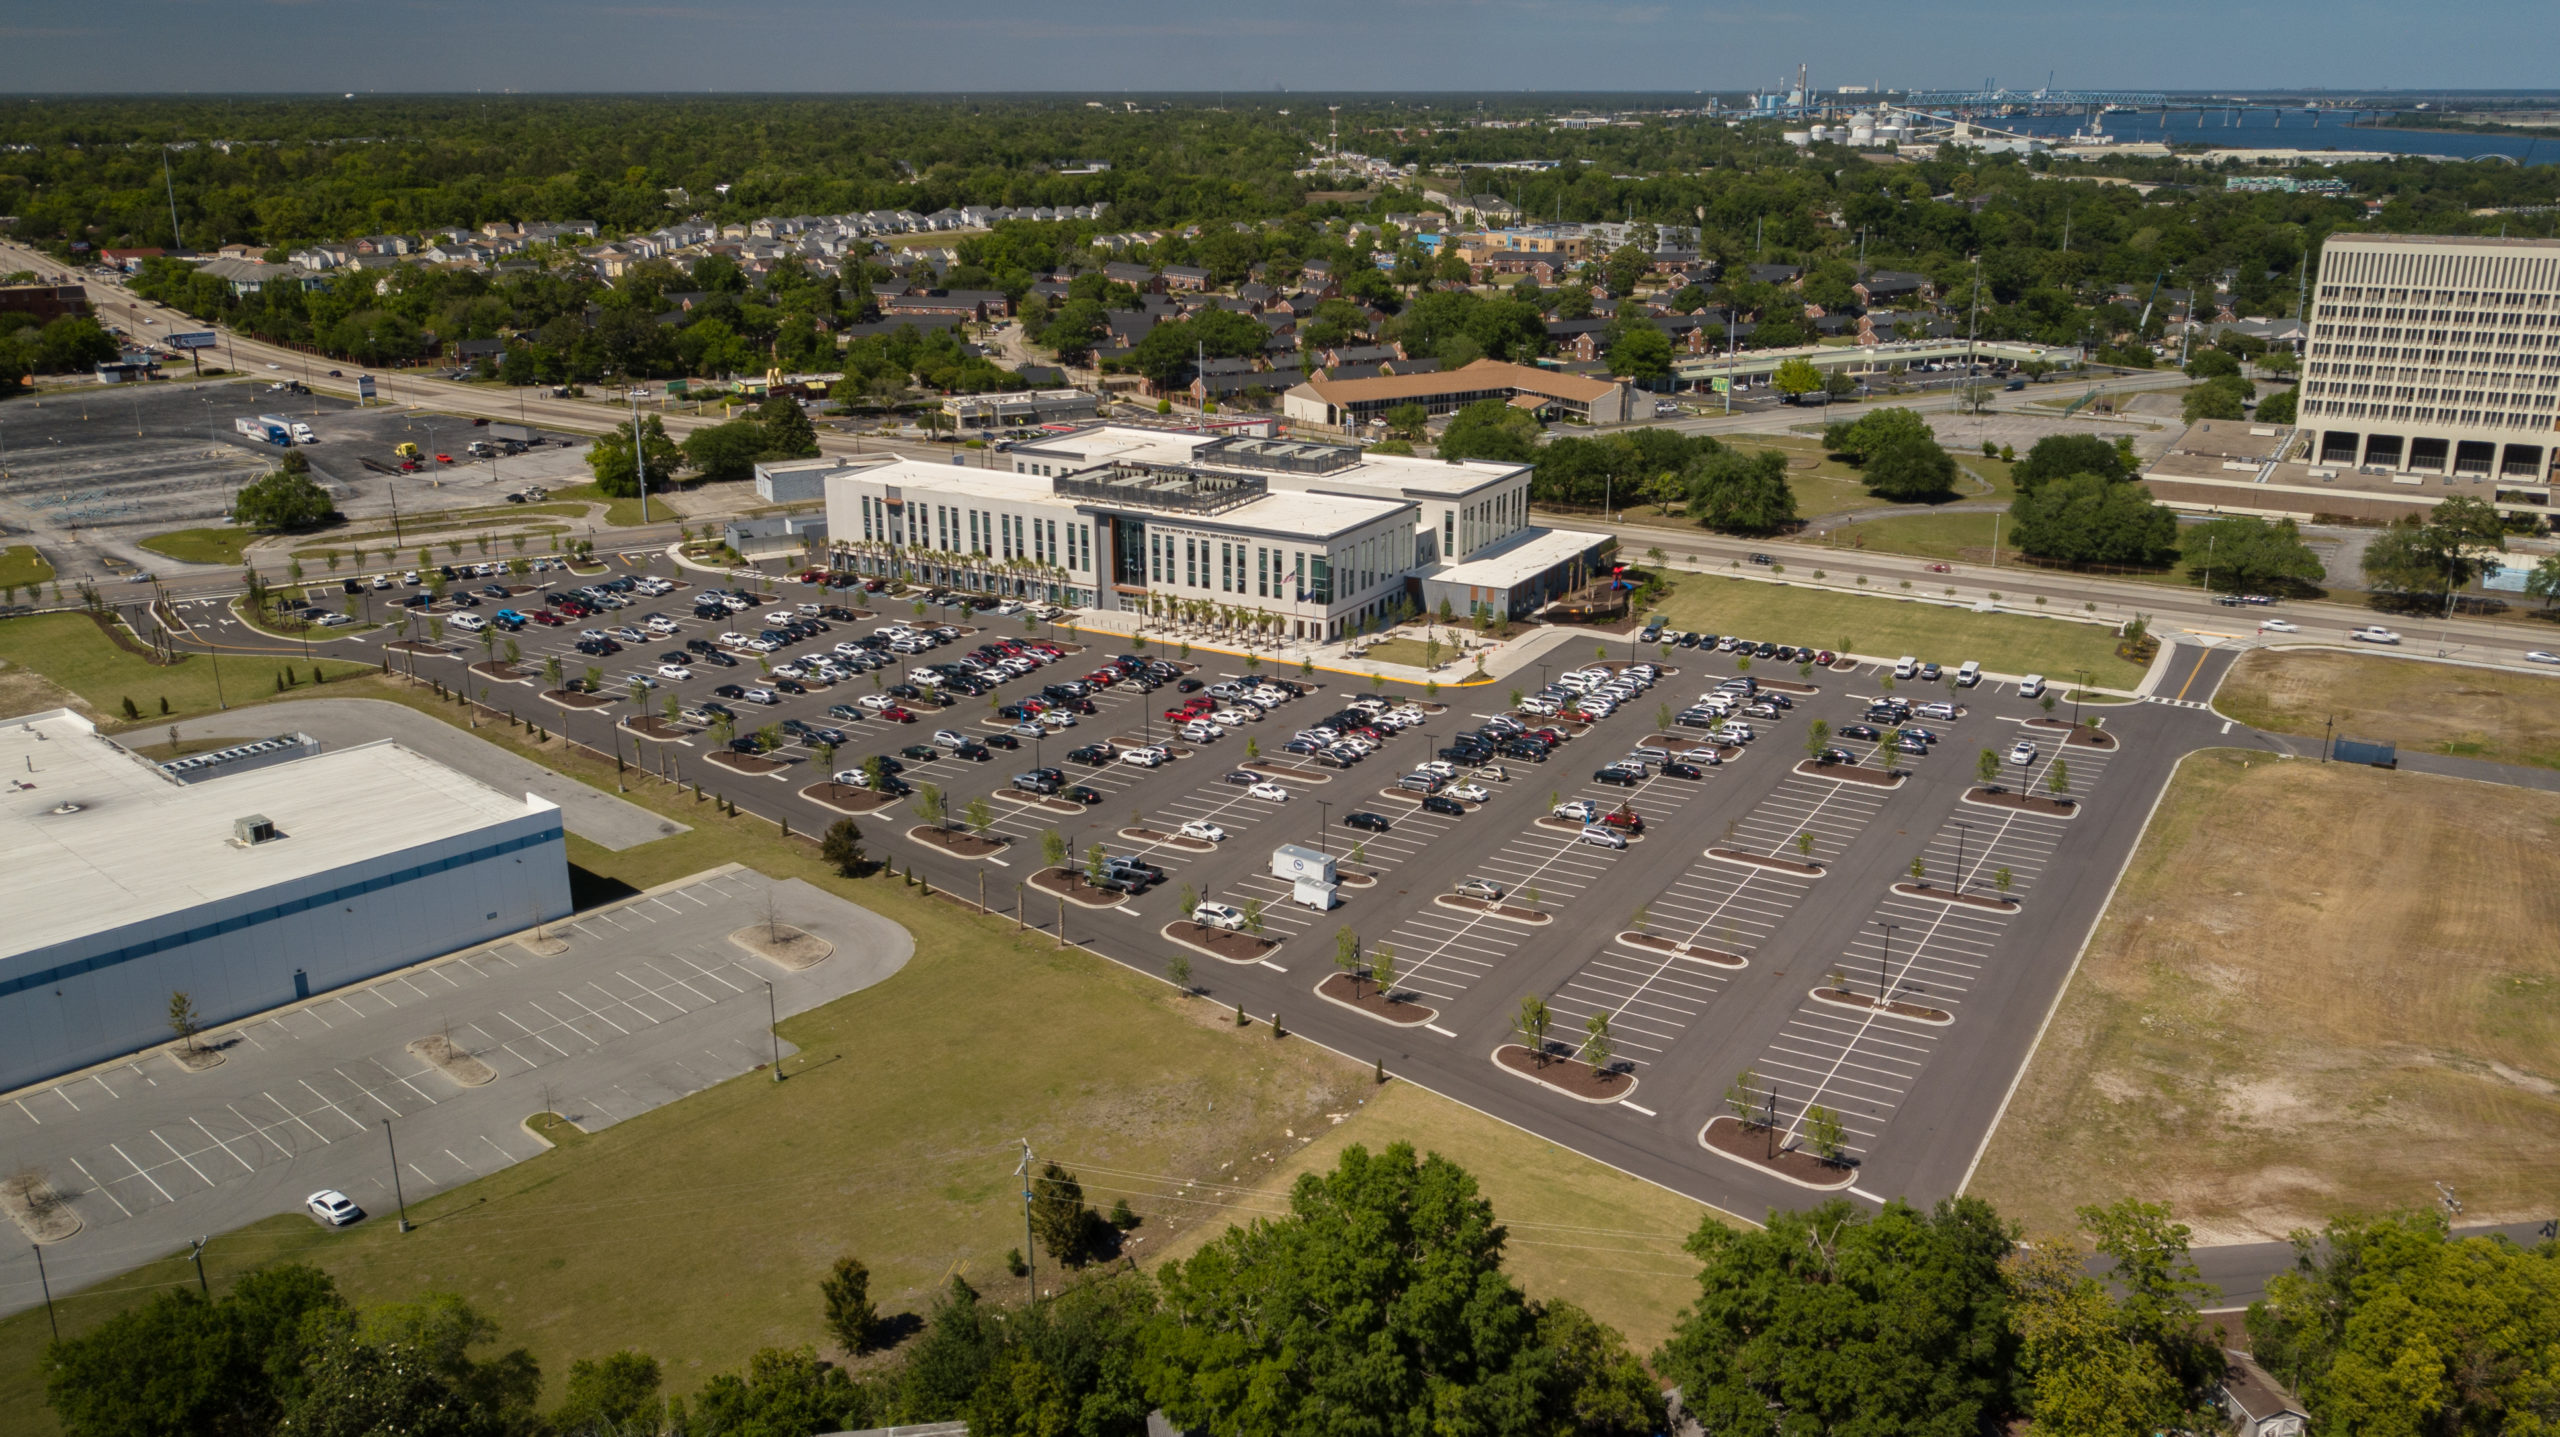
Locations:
0;545;54;592
138;526;256;567
0;610;356;724
1649;570;2145;688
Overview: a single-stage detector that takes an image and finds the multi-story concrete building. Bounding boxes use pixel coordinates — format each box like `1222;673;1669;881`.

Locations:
2299;233;2560;486
822;427;1610;639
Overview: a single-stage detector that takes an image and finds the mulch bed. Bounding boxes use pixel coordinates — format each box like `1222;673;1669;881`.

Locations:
2024;718;2119;748
1616;932;1745;967
1706;846;1823;876
469;661;534;683
1435;894;1552;924
1029;867;1127;908
1759;678;1820;695
1243;760;1330;783
1964;787;2078;817
542;687;616;709
1795;759;1902;788
707;751;787;775
1121;826;1214;851
1335;868;1380;889
911;826;1011;858
1700;1116;1855;1187
1533;816;1641;840
1164;920;1278;963
1814;987;1953;1024
800;782;896;814
388;640;462;656
624;715;693;741
1891;881;2020;913
1494;1044;1636;1102
996;791;1085;815
1316;971;1434;1025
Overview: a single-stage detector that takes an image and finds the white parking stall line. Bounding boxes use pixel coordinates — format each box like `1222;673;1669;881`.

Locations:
108;1141;177;1204
188;1115;257;1172
69;1155;131;1217
151;1128;219;1188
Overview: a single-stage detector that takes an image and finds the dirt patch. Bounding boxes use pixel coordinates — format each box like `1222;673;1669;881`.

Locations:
2024;717;2119;748
1121;826;1215;851
1813;987;1954;1024
801;782;897;814
1964;786;2079;816
1795;758;1904;787
911;825;1010;858
625;715;694;741
708;751;788;775
1164;920;1279;964
1494;1044;1637;1103
1758;678;1820;695
2217;648;2560;771
542;686;615;709
994;790;1085;815
1891;881;2020;912
408;1034;497;1086
1433;894;1553;925
1700;1116;1856;1188
1617;932;1746;967
168;1041;226;1071
1;1170;81;1243
469;660;534;683
728;922;834;970
1706;846;1823;876
1030;867;1128;908
1316;971;1436;1025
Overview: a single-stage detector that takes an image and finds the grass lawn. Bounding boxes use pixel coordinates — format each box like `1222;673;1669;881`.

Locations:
0;675;1711;1427
549;482;667;528
2216;648;2560;771
1969;751;2560;1244
138;526;255;567
1563;432;2013;531
1355;636;1467;675
0;545;54;591
1147;1078;1727;1358
0;611;367;727
1648;570;2145;687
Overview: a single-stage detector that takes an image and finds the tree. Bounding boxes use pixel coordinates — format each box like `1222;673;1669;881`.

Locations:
1083;841;1108;887
2184;514;2325;594
2011;433;2130;495
1165;952;1192;992
1040;829;1068;870
1436;398;1541;463
1030;1162;1101;1267
820;1256;879;1354
1804;717;1831;758
757;394;819;458
44;1264;349;1437
2005;1242;2192;1437
2010;473;2178;566
2254;384;2298;424
1861;434;1959;501
2181;375;2254;422
1978;747;2002;789
1770;356;1824;398
2359;495;2507;599
1683;448;1798;533
275;1292;542;1437
1382;402;1429;440
1512;994;1552;1062
1803;1104;1846;1164
1370;943;1397;997
584;415;681;499
1654;1197;2018;1436
1139;1143;1663;1437
1606;319;1673;384
1333;927;1362;993
820;819;865;877
232;469;338;531
2526;553;2560;610
964;797;993;836
1580;1010;1614;1072
553;1350;665;1435
917;782;947;830
680;419;767;483
167;991;200;1053
1824;406;1933;465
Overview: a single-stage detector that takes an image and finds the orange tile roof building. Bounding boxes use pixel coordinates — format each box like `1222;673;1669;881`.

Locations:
1283;358;1638;430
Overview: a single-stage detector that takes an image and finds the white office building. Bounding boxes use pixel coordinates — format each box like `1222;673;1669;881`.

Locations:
821;427;1610;640
0;711;572;1092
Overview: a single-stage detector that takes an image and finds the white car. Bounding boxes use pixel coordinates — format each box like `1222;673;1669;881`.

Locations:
1178;819;1226;842
1579;824;1628;850
656;663;691;680
2350;626;2401;645
1120;746;1167;767
305;1189;363;1226
1247;781;1290;802
1554;799;1599;823
718;631;751;648
1040;710;1078;729
1213;707;1260;726
742;688;778;705
1419;759;1459;779
1450;782;1491;803
2258;618;2299;633
1191;901;1246;930
1180;721;1222;743
2009;740;2039;765
2527;651;2560;666
857;693;897;710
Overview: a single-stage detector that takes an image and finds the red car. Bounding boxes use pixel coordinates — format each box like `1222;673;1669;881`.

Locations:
1086;668;1119;686
530;610;564;626
435;453;455;464
1602;809;1645;834
880;705;916;723
1814;649;1836;666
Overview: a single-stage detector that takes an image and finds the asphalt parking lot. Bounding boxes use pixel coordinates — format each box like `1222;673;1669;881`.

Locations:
0;866;911;1316
154;546;2236;1220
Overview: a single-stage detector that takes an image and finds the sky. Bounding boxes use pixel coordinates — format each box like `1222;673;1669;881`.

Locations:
2;0;2556;95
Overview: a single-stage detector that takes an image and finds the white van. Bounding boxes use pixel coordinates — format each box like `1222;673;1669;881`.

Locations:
1955;660;1981;688
1893;655;1919;680
2018;674;2046;698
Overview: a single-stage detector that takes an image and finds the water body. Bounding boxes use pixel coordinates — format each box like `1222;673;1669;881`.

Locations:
1991;107;2553;165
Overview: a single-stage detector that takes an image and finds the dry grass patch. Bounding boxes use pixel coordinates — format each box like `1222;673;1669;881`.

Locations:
1142;1077;1732;1358
1970;750;2560;1244
2216;647;2560;770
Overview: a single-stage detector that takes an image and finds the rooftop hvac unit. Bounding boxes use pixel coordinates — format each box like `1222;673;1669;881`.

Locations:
234;814;279;846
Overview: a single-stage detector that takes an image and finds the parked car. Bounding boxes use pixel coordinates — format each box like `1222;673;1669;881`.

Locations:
305;1190;363;1226
1419;794;1466;817
1178;820;1226;842
1579;825;1628;850
1246;781;1290;802
2009;740;2039;765
1454;877;1505;902
1191;901;1246;930
1341;810;1392;832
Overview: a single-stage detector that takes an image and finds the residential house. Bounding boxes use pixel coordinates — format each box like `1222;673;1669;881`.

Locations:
1160;264;1211;292
1852;269;1933;309
1103;261;1162;293
98;248;165;273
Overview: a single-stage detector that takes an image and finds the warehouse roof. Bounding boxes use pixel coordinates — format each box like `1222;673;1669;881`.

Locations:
0;710;558;964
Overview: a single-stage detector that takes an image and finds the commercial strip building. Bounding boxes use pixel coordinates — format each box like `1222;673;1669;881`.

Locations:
0;710;572;1093
2298;233;2560;485
822;425;1609;639
1283;358;1641;430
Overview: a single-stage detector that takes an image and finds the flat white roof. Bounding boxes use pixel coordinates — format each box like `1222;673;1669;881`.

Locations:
843;457;1412;539
1427;526;1613;588
1005;424;1524;498
0;710;558;963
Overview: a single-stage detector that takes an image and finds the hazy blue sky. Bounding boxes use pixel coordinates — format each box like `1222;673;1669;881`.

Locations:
3;0;2554;95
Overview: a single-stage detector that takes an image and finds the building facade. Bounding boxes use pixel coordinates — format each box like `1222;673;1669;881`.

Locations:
824;426;1589;639
0;712;573;1092
2299;233;2560;485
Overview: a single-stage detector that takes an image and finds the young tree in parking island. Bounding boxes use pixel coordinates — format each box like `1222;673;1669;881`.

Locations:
1040;828;1068;870
819;819;865;877
1512;994;1552;1062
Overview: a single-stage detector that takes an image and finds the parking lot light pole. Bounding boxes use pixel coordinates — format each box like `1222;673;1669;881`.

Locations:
1316;800;1330;857
763;979;781;1081
1951;822;1971;893
1873;920;1896;1005
381;1119;412;1232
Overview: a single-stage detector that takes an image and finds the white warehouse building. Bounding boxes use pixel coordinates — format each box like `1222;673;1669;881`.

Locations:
821;427;1611;639
0;710;573;1093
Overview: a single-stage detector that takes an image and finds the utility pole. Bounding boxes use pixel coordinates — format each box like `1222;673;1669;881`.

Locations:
629;386;652;524
32;1245;57;1341
382;1119;412;1232
1014;1139;1038;1303
189;1236;209;1296
163;149;183;255
763;978;781;1081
